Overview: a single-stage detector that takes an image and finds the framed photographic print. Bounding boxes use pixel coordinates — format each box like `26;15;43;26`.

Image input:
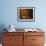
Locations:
17;7;35;22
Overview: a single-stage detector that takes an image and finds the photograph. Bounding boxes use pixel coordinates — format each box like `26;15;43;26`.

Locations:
17;7;35;22
0;0;45;46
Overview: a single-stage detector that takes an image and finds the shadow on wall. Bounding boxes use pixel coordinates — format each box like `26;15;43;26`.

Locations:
0;24;7;43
